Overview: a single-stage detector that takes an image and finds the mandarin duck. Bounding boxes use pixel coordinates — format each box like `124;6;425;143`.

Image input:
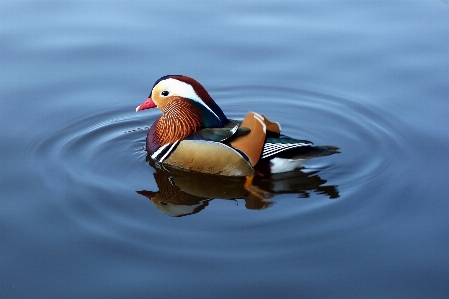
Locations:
136;75;339;176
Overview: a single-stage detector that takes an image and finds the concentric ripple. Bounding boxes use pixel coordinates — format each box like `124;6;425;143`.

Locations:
29;85;411;220
23;84;418;263
29;106;156;194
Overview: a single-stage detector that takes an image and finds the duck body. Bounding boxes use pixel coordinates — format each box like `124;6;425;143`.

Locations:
137;75;338;176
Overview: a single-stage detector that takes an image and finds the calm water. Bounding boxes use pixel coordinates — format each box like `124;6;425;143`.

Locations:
1;1;449;298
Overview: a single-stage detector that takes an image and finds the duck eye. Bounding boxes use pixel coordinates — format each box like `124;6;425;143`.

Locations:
161;91;169;96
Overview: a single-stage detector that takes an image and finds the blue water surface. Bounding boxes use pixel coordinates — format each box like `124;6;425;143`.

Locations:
1;1;448;298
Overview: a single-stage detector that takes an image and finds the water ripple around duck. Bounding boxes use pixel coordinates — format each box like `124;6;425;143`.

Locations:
28;83;412;236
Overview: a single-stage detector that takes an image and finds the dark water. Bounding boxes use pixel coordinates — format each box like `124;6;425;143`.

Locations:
1;1;449;298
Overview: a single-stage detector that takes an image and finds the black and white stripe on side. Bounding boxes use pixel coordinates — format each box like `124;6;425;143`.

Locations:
261;142;311;159
151;141;180;163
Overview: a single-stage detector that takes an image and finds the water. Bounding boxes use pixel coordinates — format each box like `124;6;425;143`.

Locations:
1;1;448;298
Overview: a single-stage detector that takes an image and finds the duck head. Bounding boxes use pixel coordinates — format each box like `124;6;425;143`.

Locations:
136;75;228;128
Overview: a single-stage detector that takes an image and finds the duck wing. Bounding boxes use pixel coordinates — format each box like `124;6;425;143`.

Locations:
186;120;251;142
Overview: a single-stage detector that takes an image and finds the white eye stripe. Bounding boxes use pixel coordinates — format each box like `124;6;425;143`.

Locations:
158;78;220;120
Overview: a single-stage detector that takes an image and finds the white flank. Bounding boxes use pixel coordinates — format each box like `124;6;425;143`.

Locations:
270;157;305;173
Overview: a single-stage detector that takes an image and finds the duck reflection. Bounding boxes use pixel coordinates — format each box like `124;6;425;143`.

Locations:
136;159;339;217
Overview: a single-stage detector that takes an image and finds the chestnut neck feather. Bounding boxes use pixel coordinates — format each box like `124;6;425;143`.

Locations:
150;97;202;149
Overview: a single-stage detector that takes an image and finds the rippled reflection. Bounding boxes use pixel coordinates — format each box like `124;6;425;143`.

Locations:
137;158;339;217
